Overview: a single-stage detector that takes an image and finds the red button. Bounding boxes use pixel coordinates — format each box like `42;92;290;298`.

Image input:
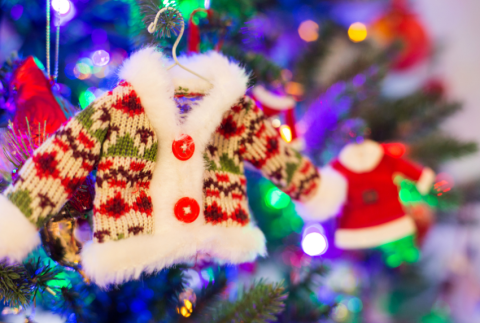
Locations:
172;134;195;161
174;197;200;223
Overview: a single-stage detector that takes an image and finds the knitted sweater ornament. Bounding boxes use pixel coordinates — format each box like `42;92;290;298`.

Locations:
0;48;322;286
297;139;435;249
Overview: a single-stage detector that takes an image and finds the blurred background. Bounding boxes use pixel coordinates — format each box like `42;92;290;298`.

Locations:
1;0;480;322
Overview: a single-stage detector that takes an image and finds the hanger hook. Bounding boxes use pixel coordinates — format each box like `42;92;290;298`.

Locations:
147;7;212;85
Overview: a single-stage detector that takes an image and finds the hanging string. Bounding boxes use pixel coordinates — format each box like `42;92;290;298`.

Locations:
54;23;60;81
46;0;51;78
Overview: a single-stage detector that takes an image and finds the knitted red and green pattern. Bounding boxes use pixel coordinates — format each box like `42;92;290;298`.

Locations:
5;82;319;244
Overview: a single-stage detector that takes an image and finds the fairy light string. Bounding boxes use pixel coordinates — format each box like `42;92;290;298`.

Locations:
46;0;51;78
46;0;61;81
54;23;60;81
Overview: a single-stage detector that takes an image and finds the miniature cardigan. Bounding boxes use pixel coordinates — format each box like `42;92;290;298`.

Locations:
297;139;435;249
0;47;321;286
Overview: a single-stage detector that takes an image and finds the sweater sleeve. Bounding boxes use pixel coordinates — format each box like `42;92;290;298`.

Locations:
393;157;435;195
0;94;111;262
239;96;320;202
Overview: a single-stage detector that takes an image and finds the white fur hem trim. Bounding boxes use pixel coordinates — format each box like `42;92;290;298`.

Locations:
335;216;416;249
251;85;296;110
339;139;384;173
416;167;435;195
81;225;266;287
0;195;40;263
295;167;347;221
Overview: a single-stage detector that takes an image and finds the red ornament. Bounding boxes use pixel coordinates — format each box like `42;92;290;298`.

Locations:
370;0;431;70
10;57;67;136
423;79;446;98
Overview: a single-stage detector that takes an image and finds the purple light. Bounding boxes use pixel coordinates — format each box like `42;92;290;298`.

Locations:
91;29;108;45
302;224;328;256
92;50;110;66
10;4;23;20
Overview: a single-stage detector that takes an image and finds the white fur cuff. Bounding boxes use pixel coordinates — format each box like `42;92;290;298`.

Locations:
295;167;348;222
0;194;40;263
416;167;435;195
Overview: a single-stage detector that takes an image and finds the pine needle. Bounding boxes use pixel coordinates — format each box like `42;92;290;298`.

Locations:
199;280;287;323
0;258;63;308
0;261;33;307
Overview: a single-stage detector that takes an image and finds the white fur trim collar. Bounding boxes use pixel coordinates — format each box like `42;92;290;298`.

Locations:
338;139;384;173
118;47;249;143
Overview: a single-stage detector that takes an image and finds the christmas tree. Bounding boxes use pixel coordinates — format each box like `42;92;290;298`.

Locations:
0;0;477;322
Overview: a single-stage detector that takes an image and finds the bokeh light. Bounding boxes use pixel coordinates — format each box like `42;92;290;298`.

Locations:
10;4;23;20
265;188;291;209
348;22;367;43
285;81;304;96
347;297;363;313
298;20;319;42
74;58;93;80
179;300;193;317
52;0;71;15
302;224;328;256
280;125;293;143
302;232;328;256
332;303;349;322
271;118;281;128
92;50;110;66
79;90;96;109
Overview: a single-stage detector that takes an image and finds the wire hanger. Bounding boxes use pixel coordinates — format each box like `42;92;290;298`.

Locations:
147;7;213;86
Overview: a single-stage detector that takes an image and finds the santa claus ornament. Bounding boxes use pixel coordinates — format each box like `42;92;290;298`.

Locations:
297;138;435;249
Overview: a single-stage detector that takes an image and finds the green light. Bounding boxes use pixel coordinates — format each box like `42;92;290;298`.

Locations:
76;63;92;74
47;271;71;290
265;188;291;209
79;90;96;109
178;0;203;21
201;267;215;282
192;10;207;25
289;215;303;233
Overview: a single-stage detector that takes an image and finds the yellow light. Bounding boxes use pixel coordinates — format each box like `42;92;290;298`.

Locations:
298;20;319;42
332;303;349;322
184;299;193;310
178;299;193;317
348;22;367;43
180;306;191;317
280;125;292;143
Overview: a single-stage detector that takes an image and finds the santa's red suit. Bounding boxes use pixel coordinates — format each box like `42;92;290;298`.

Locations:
296;140;435;249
